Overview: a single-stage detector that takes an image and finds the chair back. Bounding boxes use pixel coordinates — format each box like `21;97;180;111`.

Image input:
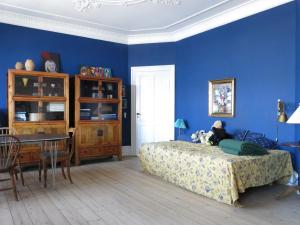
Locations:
0;127;17;135
68;128;76;160
0;135;21;170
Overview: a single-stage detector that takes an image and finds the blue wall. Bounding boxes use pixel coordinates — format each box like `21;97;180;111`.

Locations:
129;3;300;169
0;23;130;145
129;3;296;141
176;3;296;141
128;43;176;71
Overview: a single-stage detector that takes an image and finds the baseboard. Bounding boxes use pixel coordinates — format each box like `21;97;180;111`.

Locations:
122;146;135;156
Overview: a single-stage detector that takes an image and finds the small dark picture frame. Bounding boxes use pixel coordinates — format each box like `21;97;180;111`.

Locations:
41;52;61;73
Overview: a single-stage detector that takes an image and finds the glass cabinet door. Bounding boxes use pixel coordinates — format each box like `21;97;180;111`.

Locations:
80;103;118;121
101;82;118;99
14;75;40;96
40;102;65;121
99;103;118;120
15;101;39;121
80;103;99;120
80;80;99;98
42;77;64;97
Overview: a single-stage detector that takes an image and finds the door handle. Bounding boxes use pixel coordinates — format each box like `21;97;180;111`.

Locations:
136;113;141;118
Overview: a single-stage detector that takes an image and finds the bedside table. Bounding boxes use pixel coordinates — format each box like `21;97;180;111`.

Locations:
280;142;300;196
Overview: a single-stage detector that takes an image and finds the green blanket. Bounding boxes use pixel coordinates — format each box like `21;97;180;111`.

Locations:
219;139;268;156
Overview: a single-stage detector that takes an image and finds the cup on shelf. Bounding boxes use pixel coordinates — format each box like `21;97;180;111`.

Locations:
92;93;98;98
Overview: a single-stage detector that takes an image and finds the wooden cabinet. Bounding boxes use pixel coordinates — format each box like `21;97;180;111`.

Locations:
72;75;122;165
8;69;69;164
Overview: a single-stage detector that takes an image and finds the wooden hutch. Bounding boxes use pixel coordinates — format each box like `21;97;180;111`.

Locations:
72;75;122;165
8;69;69;164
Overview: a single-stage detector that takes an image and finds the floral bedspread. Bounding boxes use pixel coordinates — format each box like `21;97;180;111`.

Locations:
139;141;293;205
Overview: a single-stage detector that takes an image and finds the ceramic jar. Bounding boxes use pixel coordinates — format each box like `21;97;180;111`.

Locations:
25;59;35;71
15;62;24;70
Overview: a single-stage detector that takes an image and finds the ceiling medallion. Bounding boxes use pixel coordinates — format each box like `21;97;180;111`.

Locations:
74;0;181;11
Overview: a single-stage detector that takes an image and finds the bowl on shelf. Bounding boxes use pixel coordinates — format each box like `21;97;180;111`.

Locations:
29;113;45;121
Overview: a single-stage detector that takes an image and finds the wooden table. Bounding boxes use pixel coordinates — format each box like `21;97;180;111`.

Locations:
16;134;69;188
278;142;300;197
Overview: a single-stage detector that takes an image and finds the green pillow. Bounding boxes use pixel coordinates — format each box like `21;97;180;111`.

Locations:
219;139;268;156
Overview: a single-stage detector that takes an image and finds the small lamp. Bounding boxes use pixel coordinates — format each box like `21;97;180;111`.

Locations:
287;104;300;124
276;99;288;142
174;119;186;140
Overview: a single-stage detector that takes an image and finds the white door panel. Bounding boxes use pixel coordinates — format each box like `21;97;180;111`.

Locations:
131;65;175;155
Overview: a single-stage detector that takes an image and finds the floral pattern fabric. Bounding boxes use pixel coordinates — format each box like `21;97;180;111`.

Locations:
139;141;293;205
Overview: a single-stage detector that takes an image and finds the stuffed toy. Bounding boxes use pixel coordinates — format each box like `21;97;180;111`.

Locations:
191;130;213;145
191;130;205;143
191;120;230;145
208;120;230;145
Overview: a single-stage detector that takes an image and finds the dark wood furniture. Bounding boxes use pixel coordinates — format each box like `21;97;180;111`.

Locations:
15;133;69;188
72;75;122;165
0;127;24;186
0;135;21;200
38;128;76;187
8;69;69;165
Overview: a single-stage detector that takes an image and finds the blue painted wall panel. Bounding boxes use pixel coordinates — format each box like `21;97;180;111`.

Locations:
175;2;296;142
128;3;299;169
0;23;130;145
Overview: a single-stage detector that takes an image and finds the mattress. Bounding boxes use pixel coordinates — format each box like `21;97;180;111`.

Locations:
139;141;293;205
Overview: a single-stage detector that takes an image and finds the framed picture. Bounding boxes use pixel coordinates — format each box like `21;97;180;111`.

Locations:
208;78;235;117
122;99;127;109
41;52;60;73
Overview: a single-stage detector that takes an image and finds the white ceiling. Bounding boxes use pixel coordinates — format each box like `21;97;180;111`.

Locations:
0;0;293;44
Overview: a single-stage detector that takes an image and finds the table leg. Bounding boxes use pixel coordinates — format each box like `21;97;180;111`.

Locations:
54;141;57;187
48;141;58;188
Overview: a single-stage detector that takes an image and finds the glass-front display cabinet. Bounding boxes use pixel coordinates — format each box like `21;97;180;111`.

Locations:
8;69;69;164
73;75;122;165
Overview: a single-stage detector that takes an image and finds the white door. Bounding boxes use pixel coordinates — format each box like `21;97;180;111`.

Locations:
131;65;175;155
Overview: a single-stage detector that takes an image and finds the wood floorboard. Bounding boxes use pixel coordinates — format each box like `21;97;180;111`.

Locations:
0;157;299;225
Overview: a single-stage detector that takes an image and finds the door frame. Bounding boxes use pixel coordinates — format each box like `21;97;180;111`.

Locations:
131;65;175;155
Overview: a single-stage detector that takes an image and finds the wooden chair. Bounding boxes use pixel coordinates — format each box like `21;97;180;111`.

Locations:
38;128;76;187
0;135;21;200
0;127;24;186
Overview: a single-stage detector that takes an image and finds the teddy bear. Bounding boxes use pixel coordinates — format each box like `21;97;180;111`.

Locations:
191;130;214;145
190;120;229;145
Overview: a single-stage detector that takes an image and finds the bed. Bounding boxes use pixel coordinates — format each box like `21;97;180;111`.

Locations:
139;141;293;205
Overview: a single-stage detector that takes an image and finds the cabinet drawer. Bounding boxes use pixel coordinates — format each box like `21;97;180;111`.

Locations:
14;124;66;135
78;124;120;147
18;152;31;163
79;146;120;157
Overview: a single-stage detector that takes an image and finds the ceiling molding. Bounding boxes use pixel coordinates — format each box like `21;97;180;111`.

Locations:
128;0;232;33
0;8;128;44
128;0;293;44
0;0;294;45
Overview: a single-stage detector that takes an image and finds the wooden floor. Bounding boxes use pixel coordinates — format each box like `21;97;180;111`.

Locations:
0;156;299;225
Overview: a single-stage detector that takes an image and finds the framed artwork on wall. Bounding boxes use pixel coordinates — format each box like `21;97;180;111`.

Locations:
208;78;235;117
41;52;60;73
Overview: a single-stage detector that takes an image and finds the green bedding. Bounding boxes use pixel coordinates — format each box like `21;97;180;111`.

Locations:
219;139;268;156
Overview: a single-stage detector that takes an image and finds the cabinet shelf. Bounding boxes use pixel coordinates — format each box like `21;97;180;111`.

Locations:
13;96;67;102
78;97;119;103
